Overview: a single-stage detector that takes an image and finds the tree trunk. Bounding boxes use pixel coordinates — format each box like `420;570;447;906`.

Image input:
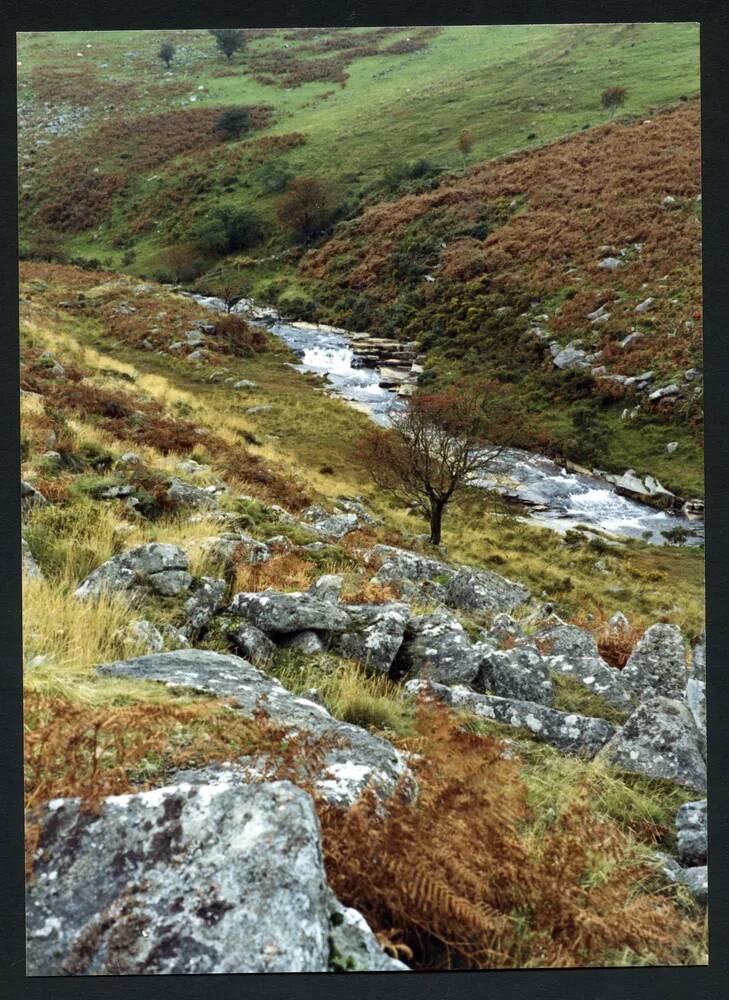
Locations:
429;499;445;546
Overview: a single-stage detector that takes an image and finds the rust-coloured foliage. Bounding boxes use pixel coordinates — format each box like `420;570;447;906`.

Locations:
319;698;698;969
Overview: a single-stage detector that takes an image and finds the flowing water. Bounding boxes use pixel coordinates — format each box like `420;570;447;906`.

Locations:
187;293;703;546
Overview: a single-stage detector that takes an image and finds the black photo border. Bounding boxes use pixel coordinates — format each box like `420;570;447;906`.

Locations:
1;2;727;998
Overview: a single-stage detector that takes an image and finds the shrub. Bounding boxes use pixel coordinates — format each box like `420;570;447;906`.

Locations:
209;28;246;62
191;205;263;254
214;106;252;140
158;42;175;67
601;86;627;115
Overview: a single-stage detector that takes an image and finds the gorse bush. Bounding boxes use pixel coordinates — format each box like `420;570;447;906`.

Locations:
319;699;700;969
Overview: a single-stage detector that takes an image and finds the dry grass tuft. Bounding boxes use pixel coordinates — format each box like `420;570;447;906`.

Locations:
232;553;315;594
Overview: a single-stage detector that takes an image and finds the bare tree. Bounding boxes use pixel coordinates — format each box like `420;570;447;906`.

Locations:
358;383;522;545
276;175;337;241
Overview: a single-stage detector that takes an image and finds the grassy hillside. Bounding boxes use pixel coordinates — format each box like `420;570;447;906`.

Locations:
20;262;704;637
18;22;699;269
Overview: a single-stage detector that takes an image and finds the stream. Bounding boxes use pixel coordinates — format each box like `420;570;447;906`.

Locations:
187;293;704;547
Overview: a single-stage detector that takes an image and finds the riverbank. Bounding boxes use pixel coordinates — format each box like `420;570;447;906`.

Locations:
183;291;704;548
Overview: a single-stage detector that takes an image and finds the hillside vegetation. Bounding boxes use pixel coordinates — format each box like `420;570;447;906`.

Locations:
18;23;701;491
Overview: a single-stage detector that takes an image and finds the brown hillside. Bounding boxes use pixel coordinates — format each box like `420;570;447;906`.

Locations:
305;101;702;387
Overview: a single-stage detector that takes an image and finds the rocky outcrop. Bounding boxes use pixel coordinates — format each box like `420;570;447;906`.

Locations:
620;624;688;702
598;698;706;791
545;654;633;713
96;650;410;807
395;609;483;686
475;646;554;706
368;544;452;586
332;603;410;674
517;622;599;659
300;506;359;540
444;566;531;615
406;680;615;756
74;544;192;600
229;591;351;635
26;781;405;974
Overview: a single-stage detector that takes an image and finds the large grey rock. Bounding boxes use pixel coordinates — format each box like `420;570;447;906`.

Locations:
445;566;530;615
475;646;554;706
166;477;218;509
74;544;192;600
406;680;615;756
229;622;276;666
333;603;410;674
685;676;706;756
367;544;453;586
487;613;523;644
184;577;227;631
620;624;688;701
96;650;410;807
26;781;403;974
395;609;481;686
229;591;350;635
676;799;707;866
598;697;706;791
22;537;42;578
546;654;633;712
518;622;599;660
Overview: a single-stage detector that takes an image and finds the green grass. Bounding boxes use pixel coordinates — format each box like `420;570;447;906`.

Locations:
18;22;699;268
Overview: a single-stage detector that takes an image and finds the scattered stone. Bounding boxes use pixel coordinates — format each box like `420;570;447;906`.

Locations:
96;650;411;807
597;257;623;270
26;781;403;974
620;623;687;701
301;511;359;541
407;680;615;756
666;441;679;454
160;624;191;650
659;856;708;905
233;379;257;389
184;577;227;631
598;697;706;791
648;384;680;402
676;799;707;866
74;543;192;600
194;532;270;568
662;195;678;207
